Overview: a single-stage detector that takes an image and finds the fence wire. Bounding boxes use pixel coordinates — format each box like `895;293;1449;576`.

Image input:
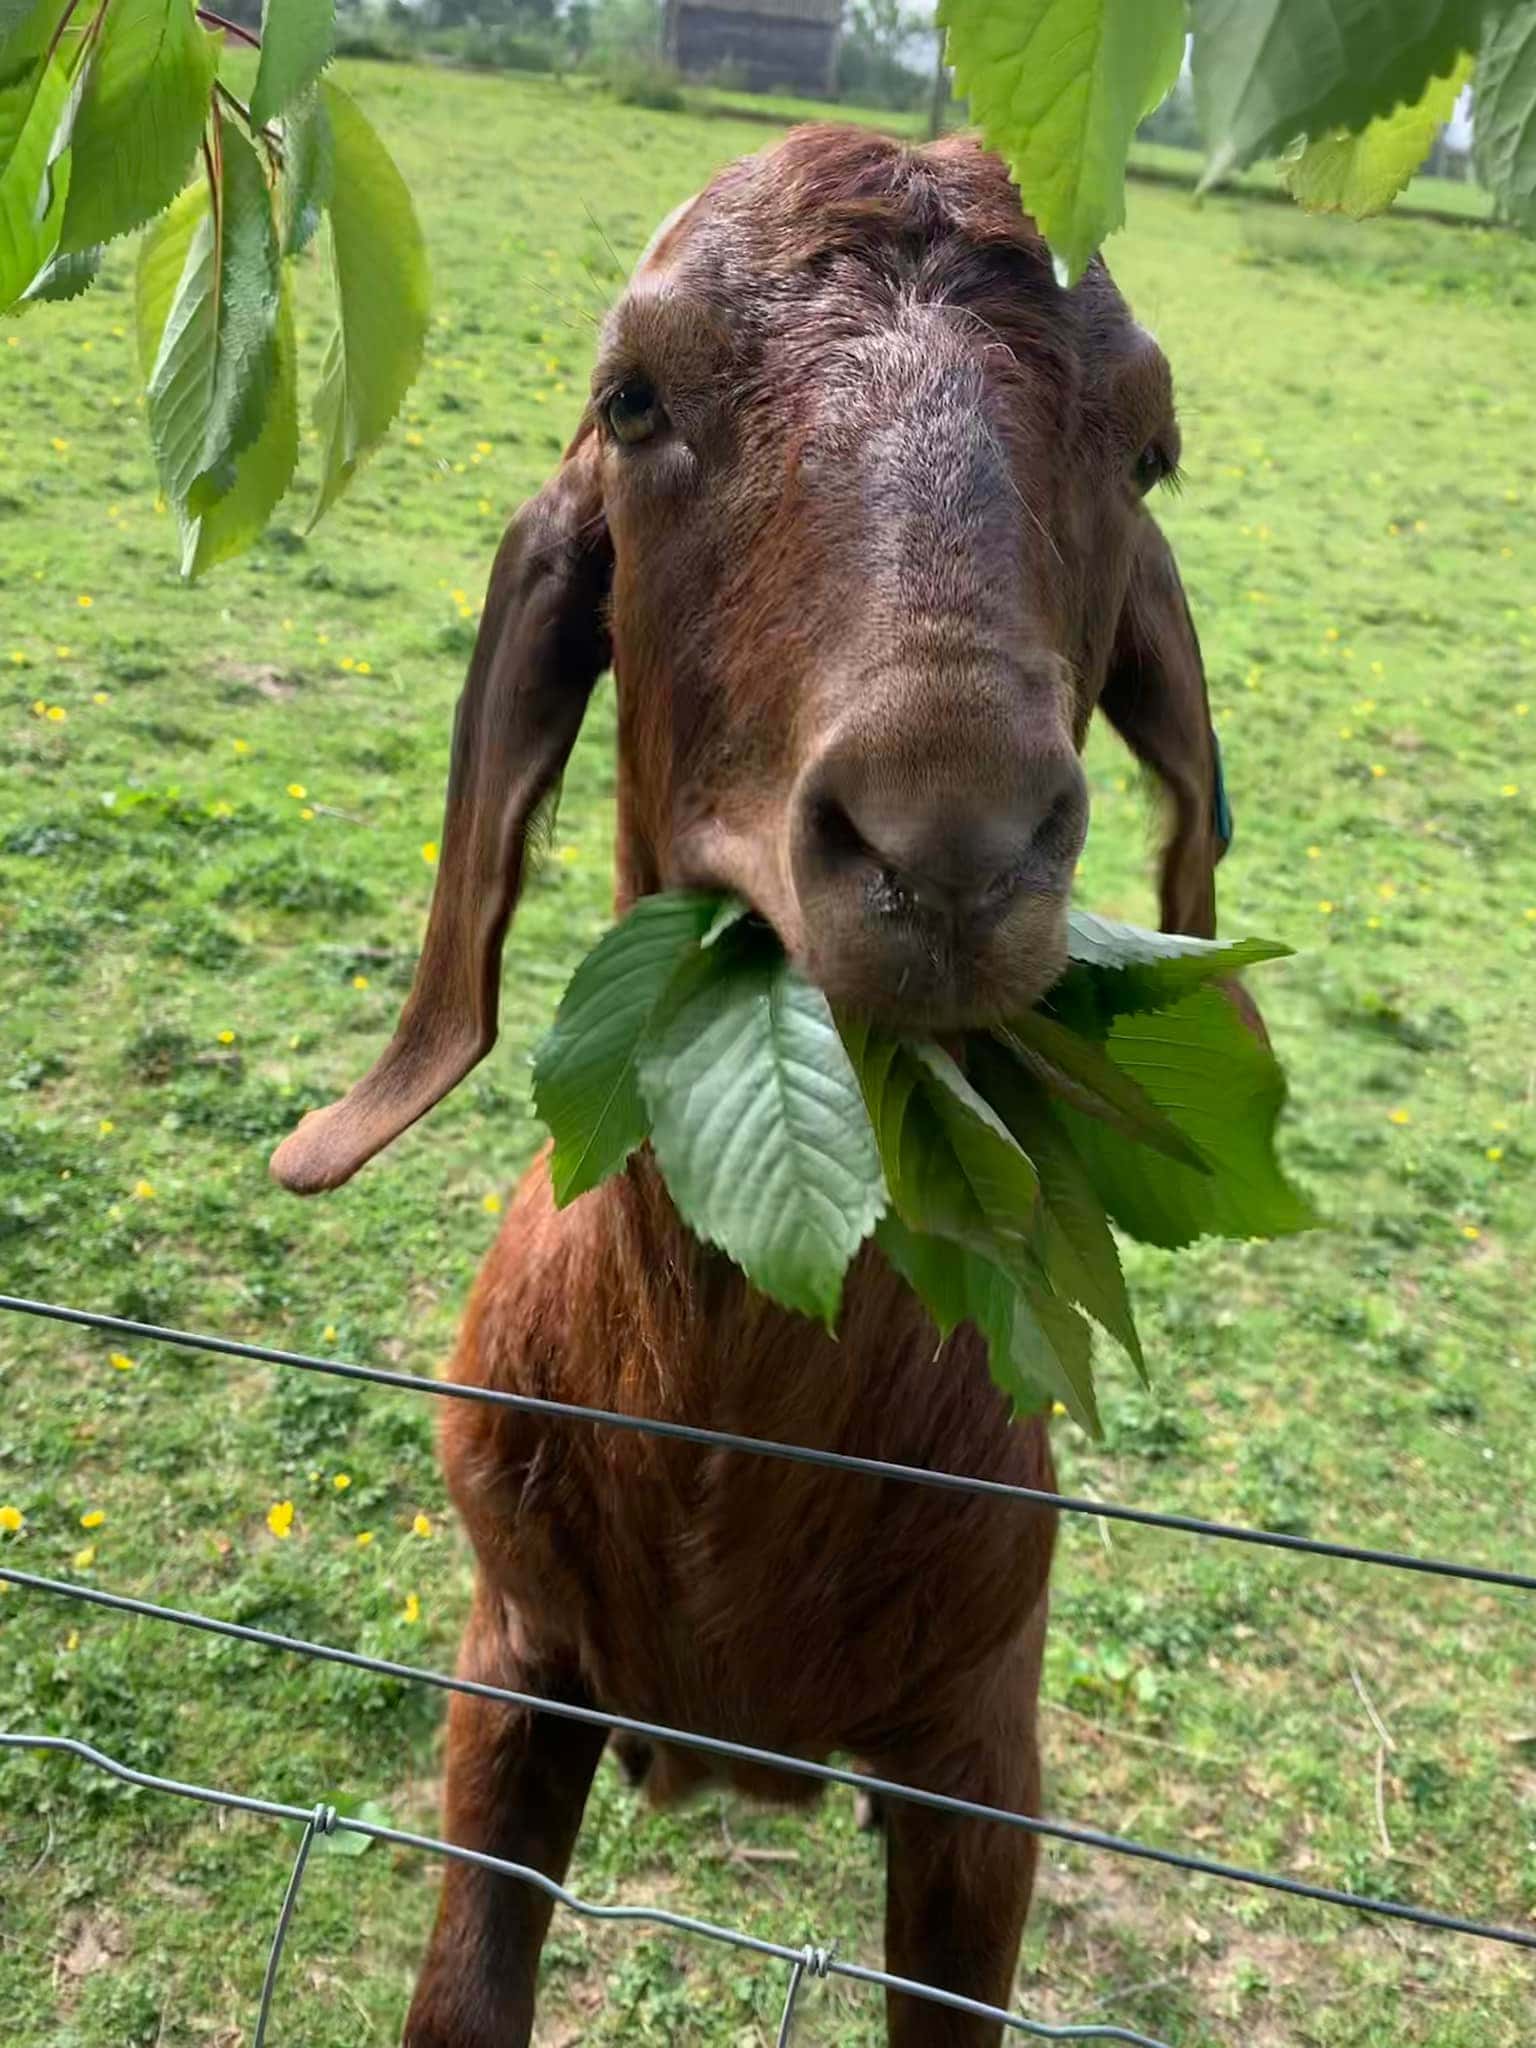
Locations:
2;1290;1534;2047
0;1734;1173;2047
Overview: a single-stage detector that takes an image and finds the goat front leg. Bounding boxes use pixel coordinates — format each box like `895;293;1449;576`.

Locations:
878;1636;1046;2045
403;1583;605;2048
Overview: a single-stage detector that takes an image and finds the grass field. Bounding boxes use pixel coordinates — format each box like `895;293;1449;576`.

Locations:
2;57;1535;2048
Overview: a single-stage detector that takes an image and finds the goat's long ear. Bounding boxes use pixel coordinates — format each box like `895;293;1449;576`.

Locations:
271;438;611;1194
1098;518;1229;938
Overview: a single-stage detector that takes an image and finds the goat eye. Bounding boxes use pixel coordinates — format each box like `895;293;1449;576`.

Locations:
606;378;665;446
1133;441;1170;494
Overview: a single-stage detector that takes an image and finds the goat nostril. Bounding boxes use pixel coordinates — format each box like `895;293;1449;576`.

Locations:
809;795;876;870
1032;784;1087;867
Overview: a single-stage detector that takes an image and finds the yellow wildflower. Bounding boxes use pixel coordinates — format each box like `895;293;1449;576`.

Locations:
1317;901;1334;915
421;841;438;864
323;1324;338;1343
1369;764;1387;779
74;1544;96;1570
0;1505;23;1533
1501;784;1520;797
356;661;371;675
1461;1225;1481;1242
300;807;315;822
45;705;67;722
401;1591;421;1623
51;436;68;452
99;1119;114;1136
1388;1109;1411;1127
482;1191;502;1214
266;1500;295;1540
476;440;493;455
286;782;307;800
132;1179;155;1199
355;1530;374;1547
91;691;109;706
333;1473;351;1491
412;1512;432;1538
77;593;92;608
340;656;355;671
1487;1146;1504;1163
352;974;370;991
1306;846;1321;860
232;738;249;754
216;1029;235;1046
81;1510;105;1529
108;1351;135;1371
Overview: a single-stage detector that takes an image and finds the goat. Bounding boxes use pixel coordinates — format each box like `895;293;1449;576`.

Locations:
272;125;1230;2047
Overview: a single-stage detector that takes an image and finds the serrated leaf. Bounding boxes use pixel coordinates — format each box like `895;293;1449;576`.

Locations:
533;890;724;1207
970;1038;1143;1376
1190;0;1482;184
0;0;63;172
251;0;334;126
139;117;280;526
1474;4;1536;231
1283;53;1473;217
24;237;97;300
638;937;885;1326
939;0;1185;285
309;78;428;524
1011;1284;1099;1435
279;83;331;256
0;41;67;310
1058;986;1320;1250
180;266;297;577
1054;911;1292;1033
134;170;203;379
997;1010;1208;1169
59;0;215;255
843;1024;1044;1287
874;1212;1053;1411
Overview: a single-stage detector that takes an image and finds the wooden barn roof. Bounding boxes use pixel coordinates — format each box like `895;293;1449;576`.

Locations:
675;0;843;24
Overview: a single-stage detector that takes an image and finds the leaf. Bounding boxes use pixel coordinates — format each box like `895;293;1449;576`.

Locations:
1474;3;1536;231
24;237;97;300
1011;1284;1099;1435
1053;911;1292;1033
179;266;297;577
997;1010;1208;1168
1057;986;1321;1250
309;78;429;523
0;42;68;310
638;935;885;1326
250;0;334;126
939;0;1185;284
874;1212;1055;1413
134;169;203;381
139;116;280;527
969;1038;1143;1376
59;0;216;254
311;1796;390;1857
279;82;331;256
1190;0;1483;184
1283;52;1473;216
843;1024;1043;1286
0;0;63;174
532;890;724;1207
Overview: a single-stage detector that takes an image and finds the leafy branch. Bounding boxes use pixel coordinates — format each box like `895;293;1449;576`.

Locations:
532;897;1317;1433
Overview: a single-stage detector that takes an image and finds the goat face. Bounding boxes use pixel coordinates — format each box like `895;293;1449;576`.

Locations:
270;126;1224;1196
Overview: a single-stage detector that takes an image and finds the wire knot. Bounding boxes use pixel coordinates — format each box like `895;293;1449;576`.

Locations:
801;1943;834;1979
311;1802;339;1836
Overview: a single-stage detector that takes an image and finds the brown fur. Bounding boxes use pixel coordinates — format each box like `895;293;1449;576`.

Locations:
273;127;1230;2046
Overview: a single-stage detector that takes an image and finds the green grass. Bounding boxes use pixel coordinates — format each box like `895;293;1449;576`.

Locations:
2;59;1535;2048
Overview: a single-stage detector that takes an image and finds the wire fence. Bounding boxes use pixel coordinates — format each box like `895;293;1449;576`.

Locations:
2;1291;1533;2046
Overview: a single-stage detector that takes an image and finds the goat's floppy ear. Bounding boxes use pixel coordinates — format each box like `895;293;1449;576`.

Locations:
271;438;611;1194
1099;518;1229;939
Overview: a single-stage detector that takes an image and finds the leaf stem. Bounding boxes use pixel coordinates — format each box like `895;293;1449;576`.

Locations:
197;6;261;49
212;73;282;160
42;0;85;72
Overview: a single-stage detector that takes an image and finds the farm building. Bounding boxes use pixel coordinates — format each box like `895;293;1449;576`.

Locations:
665;0;844;97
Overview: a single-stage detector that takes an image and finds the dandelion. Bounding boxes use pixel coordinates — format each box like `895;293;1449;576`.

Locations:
109;1351;135;1371
0;1505;23;1533
81;1510;105;1529
1370;764;1388;779
1338;726;1353;740
352;974;370;991
1377;882;1397;901
1050;1402;1067;1419
99;1118;113;1136
1501;784;1520;797
1487;1146;1504;1163
267;1500;295;1540
77;593;92;608
1366;916;1382;930
451;588;467;604
1317;900;1334;915
1306;846;1321;860
51;436;68;452
421;840;438;864
323;1324;338;1343
356;1530;374;1547
232;738;249;754
1388;1109;1411;1127
216;1029;235;1046
286;782;307;800
401;1592;421;1623
1324;626;1340;642
333;1473;352;1491
340;656;355;671
74;1544;96;1569
412;1512;432;1538
45;705;67;722
11;651;29;665
476;440;493;455
405;431;424;447
132;1178;155;1199
1461;1224;1481;1242
91;691;109;706
300;807;315;822
356;661;371;675
478;498;493;515
482;1191;502;1214
1517;704;1529;718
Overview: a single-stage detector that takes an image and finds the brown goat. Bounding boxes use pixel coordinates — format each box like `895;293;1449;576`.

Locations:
272;126;1229;2046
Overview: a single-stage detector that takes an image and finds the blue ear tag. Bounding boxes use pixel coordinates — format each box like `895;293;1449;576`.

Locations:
1211;728;1234;848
